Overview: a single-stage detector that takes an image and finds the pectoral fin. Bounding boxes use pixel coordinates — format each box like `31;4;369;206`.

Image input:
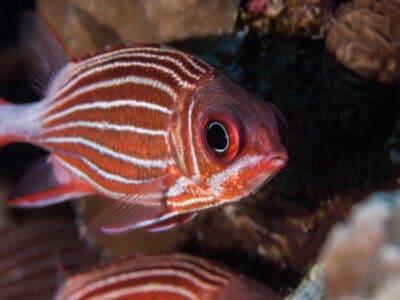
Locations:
88;177;169;234
92;197;167;234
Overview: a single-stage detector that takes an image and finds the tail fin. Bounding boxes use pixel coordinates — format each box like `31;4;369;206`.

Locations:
0;98;18;146
0;98;35;147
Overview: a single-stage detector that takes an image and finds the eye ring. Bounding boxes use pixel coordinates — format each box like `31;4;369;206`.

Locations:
201;114;242;162
206;121;229;154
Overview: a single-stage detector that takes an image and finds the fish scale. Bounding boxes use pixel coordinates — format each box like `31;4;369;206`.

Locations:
55;253;278;300
35;46;206;199
0;13;288;233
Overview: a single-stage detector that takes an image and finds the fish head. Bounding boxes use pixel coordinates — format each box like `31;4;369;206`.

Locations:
169;72;288;210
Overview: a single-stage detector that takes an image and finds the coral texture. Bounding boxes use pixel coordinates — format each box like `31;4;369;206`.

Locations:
320;191;400;298
326;0;400;83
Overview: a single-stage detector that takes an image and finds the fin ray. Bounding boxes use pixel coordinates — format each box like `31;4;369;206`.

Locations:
19;11;69;96
145;212;198;233
91;195;167;234
7;155;92;207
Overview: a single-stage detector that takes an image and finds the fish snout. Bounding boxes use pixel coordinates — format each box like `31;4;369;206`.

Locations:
264;149;288;173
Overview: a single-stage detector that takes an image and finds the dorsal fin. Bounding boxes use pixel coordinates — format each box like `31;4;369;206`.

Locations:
19;11;69;96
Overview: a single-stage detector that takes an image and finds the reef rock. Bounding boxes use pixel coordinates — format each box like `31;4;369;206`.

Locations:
37;0;239;57
320;191;400;298
241;0;335;37
326;0;400;83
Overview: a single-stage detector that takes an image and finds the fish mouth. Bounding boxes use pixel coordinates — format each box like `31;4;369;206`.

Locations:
264;150;288;172
247;150;288;193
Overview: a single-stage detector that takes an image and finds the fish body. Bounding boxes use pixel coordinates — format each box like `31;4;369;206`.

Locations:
0;14;288;232
0;217;98;300
55;253;279;300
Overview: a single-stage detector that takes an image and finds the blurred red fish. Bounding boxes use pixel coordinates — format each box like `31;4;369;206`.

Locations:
1;13;288;233
55;253;279;300
0;217;99;300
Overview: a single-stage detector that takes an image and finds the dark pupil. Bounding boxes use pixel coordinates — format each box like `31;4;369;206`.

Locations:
206;121;229;153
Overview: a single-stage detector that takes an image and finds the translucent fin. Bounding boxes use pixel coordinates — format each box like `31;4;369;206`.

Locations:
19;11;69;96
7;155;92;208
92;195;168;234
86;176;171;234
52;254;69;289
145;212;198;233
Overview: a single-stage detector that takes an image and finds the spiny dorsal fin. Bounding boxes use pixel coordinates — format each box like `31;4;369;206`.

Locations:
19;11;69;96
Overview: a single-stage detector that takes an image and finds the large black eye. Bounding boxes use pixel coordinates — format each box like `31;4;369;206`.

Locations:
206;121;229;154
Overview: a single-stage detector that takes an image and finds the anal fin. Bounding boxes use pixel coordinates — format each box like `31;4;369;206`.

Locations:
7;155;92;208
144;212;198;233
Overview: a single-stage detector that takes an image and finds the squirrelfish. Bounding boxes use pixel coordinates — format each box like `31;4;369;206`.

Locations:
0;217;98;300
0;13;288;232
55;253;279;300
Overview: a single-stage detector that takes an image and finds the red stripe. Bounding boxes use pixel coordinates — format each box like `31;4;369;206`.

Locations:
55;152;162;184
57;254;232;299
45;80;175;120
42;126;169;160
54;153;163;194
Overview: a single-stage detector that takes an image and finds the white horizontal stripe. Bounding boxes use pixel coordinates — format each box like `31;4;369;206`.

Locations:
65;268;219;300
138;46;209;74
55;61;193;101
43;120;168;137
56;157;125;198
66;50;202;86
168;196;215;208
165;177;191;198
79;156;157;185
122;52;201;80
44;76;176;116
55;157;163;207
208;155;263;196
69;46;208;81
89;283;198;300
42;136;173;169
43;99;171;124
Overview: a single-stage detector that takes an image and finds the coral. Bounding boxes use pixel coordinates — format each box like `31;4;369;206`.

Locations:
286;264;324;300
326;0;400;83
240;0;335;37
320;191;400;298
275;0;335;36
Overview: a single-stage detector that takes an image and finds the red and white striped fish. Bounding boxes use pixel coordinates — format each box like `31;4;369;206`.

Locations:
0;13;288;233
55;253;279;300
0;217;99;300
